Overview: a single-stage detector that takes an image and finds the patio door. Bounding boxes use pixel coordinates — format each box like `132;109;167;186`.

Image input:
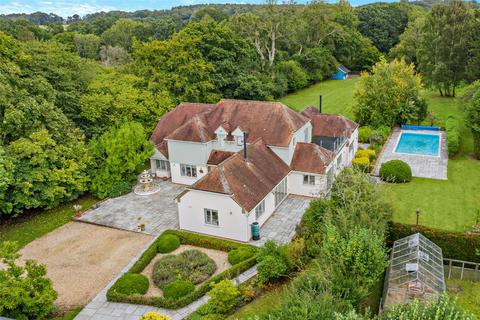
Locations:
274;177;287;208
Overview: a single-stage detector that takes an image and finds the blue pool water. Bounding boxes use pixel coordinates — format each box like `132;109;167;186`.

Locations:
395;133;440;156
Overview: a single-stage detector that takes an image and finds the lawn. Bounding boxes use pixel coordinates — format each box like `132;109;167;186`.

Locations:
282;80;480;232
447;278;480;317
0;195;98;248
280;75;359;118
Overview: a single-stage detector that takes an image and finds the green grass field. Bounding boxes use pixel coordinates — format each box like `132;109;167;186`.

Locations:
280;75;359;118
447;279;480;318
281;79;480;232
0;196;97;248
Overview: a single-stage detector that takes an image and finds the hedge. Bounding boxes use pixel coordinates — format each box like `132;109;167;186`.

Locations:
379;160;412;183
107;230;258;309
388;222;480;263
446;117;460;157
355;149;376;161
109;273;149;296
352;157;370;172
157;234;180;253
163;280;195;300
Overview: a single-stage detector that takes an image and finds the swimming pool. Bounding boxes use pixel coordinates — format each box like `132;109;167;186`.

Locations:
395;132;440;156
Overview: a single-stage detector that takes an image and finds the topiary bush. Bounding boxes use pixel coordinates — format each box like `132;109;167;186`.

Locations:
379;160;412;183
163;280;195;300
152;250;216;288
140;312;172;320
352;157;370;172
358;127;373;143
228;247;256;265
157;234;180;253
110;273;149;295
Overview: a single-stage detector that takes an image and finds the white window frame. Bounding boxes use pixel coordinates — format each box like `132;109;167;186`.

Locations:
236;135;244;146
255;200;265;221
156;159;170;171
204;209;219;226
303;175;315;185
180;164;197;177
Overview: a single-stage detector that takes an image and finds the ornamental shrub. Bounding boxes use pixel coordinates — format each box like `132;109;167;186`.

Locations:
163;280;195;300
152;250;216;288
140;312;172;320
157;234;180;253
355;149;376;161
381;295;475;320
110;273;149;295
206;279;241;314
379;160;412;183
352;157;370;172
257;255;288;284
228;247;256;265
446;117;460;156
358;127;373;143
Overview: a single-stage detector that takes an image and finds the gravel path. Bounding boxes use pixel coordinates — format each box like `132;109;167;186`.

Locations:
19;222;153;310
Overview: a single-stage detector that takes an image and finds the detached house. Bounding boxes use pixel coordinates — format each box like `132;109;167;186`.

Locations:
150;99;358;242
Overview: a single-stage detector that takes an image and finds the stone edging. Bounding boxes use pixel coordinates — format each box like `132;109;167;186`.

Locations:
75;237;258;320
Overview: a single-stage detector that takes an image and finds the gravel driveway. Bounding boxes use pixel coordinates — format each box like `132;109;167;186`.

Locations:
19;222;153;310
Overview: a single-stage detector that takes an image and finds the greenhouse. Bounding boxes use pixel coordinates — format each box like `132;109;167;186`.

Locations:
381;233;446;310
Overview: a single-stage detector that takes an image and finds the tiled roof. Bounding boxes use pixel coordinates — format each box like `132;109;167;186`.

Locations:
304;113;358;138
189;140;290;212
150;102;216;156
207;150;235;165
290;142;335;174
166;99;310;147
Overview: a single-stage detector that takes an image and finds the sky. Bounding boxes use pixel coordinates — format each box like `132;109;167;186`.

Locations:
0;0;395;18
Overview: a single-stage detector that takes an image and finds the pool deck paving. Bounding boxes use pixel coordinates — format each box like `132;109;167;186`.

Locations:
373;128;448;180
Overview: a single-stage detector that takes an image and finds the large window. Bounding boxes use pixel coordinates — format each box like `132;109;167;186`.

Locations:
255;200;265;220
204;209;219;226
274;178;287;207
180;164;197;177
156;159;170;171
303;175;315;185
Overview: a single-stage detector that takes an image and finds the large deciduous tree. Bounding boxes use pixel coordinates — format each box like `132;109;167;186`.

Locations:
465;81;480;158
0;241;57;319
353;59;427;127
89;122;153;198
418;0;474;97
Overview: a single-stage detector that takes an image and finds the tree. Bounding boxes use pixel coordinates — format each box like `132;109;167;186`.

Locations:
89;122;154;198
100;19;145;52
465;81;480;158
353;59;426;127
74;33;101;59
99;45;130;66
0;241;57;319
355;3;409;53
294;46;338;82
79;67;173;137
4;130;90;214
418;0;474;97
382;295;475;320
276;60;308;92
0;147;14;214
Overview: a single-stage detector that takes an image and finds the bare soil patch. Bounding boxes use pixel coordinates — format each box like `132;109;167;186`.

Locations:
141;244;231;297
18;222;153;310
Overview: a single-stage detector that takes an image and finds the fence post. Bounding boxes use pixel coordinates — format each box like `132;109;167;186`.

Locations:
475;263;479;282
460;262;465;280
448;260;452;279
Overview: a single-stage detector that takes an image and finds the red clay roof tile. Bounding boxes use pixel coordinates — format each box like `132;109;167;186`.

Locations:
290;142;335;174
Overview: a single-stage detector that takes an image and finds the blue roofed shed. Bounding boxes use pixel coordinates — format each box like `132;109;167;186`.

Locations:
331;64;350;80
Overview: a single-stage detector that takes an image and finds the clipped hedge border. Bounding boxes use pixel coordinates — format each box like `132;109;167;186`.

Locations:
388;222;480;262
107;230;258;309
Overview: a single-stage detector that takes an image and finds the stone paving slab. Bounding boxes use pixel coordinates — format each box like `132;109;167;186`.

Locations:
250;195;311;247
77;180;184;235
373;128;448;180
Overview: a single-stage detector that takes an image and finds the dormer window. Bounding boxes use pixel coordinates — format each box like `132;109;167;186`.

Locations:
215;126;228;146
232;127;244;146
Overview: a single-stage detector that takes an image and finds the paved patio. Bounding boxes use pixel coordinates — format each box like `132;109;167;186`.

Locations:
373;128;448;180
77;179;184;235
250;195;312;247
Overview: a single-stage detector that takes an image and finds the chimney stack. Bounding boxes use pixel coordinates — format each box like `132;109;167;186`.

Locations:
319;95;323;113
243;132;248;161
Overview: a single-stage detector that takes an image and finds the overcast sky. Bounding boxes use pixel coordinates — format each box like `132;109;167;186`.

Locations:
0;0;395;17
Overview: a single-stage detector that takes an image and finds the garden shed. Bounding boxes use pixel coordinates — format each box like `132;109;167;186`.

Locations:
331;64;350;80
381;233;446;310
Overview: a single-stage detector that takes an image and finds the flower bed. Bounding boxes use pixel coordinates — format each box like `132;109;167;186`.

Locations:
107;230;258;309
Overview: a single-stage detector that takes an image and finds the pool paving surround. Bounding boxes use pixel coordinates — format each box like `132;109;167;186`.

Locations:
373;128;448;180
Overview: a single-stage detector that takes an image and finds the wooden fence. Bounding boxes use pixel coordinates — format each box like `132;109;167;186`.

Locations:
444;258;480;281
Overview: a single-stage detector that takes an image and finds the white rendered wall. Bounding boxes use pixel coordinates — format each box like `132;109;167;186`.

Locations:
170;163;208;185
287;171;328;197
246;191;276;228
150;149;171;178
178;190;249;242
